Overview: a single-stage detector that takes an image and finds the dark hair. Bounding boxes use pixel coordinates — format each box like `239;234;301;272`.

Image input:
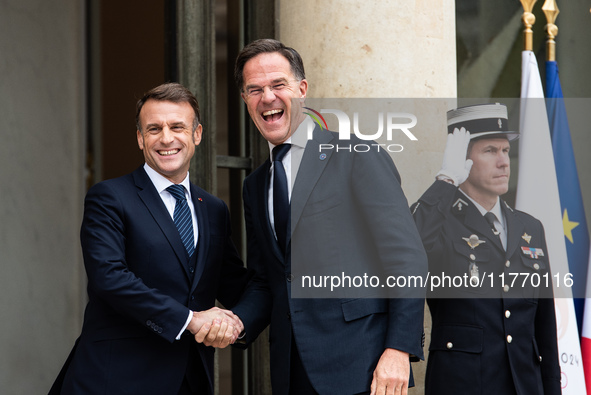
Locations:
234;39;306;91
136;82;201;132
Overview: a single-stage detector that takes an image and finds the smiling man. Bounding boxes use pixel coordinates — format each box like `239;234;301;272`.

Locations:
228;39;428;395
412;103;561;394
50;83;249;395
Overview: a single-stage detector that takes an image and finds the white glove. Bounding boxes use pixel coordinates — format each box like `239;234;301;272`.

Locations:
435;127;473;186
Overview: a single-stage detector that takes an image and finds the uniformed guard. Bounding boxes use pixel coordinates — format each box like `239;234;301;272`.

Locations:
412;103;561;394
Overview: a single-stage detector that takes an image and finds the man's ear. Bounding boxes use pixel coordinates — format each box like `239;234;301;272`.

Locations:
137;129;144;150
193;124;203;146
299;79;308;98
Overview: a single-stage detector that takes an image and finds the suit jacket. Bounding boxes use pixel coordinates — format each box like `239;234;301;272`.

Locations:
51;166;248;395
232;128;428;395
412;180;561;395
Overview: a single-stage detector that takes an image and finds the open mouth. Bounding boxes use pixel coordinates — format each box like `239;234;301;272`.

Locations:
159;149;180;156
262;109;284;122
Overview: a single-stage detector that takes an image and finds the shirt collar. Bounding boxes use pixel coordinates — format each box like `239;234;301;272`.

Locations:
143;163;191;197
267;122;308;160
459;189;503;221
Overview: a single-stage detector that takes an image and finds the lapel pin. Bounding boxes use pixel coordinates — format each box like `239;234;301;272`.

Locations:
522;233;531;244
462;234;486;249
198;198;203;202
319;153;327;160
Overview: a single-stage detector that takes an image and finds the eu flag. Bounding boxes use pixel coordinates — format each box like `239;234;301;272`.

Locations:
546;60;590;333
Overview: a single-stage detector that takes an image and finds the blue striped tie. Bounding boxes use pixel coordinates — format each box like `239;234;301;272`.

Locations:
167;184;195;257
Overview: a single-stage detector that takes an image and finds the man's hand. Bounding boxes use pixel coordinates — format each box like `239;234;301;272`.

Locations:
370;348;410;395
187;307;244;348
435;127;473;186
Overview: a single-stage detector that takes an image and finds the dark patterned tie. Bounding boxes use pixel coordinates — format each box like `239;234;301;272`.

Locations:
273;144;291;253
167;184;195;257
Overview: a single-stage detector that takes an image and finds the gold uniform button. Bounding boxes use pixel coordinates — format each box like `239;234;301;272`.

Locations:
539;356;543;362
505;260;511;268
533;263;540;270
503;285;510;292
470;254;476;261
507;335;513;343
505;310;511;318
446;342;453;349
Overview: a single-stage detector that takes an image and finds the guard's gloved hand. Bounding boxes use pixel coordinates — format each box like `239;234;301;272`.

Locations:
435;127;473;186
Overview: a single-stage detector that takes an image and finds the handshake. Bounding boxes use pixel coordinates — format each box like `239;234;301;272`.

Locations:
186;307;244;348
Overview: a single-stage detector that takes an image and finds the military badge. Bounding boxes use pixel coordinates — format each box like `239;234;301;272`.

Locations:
462;234;486;249
522;233;531;244
521;246;544;259
469;262;479;286
453;198;469;212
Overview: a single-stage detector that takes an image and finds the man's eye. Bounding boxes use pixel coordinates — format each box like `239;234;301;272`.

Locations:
273;83;286;90
248;88;262;96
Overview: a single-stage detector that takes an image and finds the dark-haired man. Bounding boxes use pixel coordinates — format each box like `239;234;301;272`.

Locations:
50;83;249;395
230;39;428;395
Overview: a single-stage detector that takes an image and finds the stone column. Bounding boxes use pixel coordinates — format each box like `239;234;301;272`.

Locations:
277;0;457;203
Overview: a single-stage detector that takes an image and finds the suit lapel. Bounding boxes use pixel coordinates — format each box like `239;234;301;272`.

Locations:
290;128;335;238
133;168;191;279
189;184;209;292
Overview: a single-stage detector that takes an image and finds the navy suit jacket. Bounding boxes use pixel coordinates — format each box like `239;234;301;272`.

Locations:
232;128;428;395
413;180;561;394
51;166;248;395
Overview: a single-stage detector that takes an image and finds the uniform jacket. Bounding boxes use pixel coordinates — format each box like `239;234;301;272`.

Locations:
51;166;248;395
412;180;561;395
232;128;428;395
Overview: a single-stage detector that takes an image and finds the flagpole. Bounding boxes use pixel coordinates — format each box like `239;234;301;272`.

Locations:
542;0;559;61
520;0;538;51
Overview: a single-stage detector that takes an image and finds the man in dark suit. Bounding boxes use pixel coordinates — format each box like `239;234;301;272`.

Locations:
229;39;428;395
50;83;249;395
412;103;561;394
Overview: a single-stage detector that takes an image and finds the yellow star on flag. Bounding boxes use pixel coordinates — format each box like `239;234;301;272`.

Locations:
562;209;579;244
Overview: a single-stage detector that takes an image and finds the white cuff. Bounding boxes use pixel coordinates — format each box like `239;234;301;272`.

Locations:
176;310;193;340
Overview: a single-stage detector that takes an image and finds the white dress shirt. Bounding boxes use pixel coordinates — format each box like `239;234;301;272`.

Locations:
267;124;307;238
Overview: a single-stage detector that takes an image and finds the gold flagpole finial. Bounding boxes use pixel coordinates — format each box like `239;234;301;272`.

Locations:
520;0;538;51
542;0;559;61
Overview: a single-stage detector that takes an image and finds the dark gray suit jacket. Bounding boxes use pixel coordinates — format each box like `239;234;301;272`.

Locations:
233;128;428;394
